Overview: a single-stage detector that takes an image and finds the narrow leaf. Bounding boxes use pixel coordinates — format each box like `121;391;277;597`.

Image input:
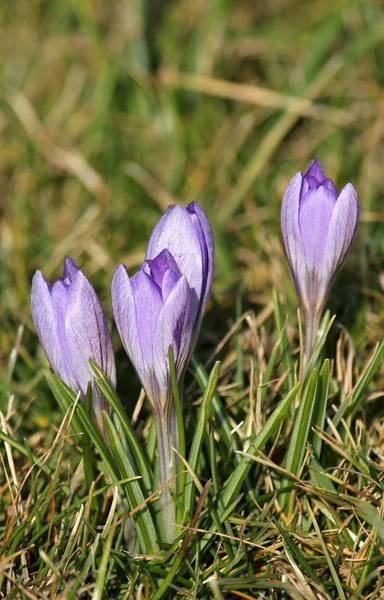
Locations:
284;369;318;477
185;361;220;516
272;288;294;390
311;359;330;458
332;336;384;428
221;383;300;509
91;360;153;494
102;411;158;555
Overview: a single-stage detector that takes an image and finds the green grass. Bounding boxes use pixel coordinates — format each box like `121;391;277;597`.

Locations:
1;0;384;597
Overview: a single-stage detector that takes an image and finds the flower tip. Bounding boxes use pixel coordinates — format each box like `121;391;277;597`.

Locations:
31;269;49;291
111;263;129;292
63;255;80;281
115;262;128;276
310;157;322;168
304;157;326;182
32;268;42;282
186;200;198;213
186;200;209;219
343;181;359;203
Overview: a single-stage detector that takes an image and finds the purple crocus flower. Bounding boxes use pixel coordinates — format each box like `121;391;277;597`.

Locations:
111;249;195;416
281;159;359;365
145;201;214;346
31;256;116;428
111;201;214;413
111;201;214;540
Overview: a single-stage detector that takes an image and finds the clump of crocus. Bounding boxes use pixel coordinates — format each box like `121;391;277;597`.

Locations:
31;256;116;432
281;159;359;368
111;201;214;540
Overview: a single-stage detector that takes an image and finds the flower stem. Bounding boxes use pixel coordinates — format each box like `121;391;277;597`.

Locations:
155;412;175;542
303;312;320;372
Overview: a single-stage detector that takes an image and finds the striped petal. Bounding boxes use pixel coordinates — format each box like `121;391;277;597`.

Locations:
323;183;360;288
65;270;116;398
280;172;307;304
146;204;203;317
111;263;144;381
152;276;193;408
31;271;75;389
186;201;214;322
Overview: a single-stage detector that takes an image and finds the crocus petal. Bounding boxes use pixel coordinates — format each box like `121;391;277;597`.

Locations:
280;172;307;299
324;183;360;283
146;205;203;313
161;267;181;301
321;178;338;196
299;186;337;268
111;263;145;380
186;201;214;319
50;278;75;382
152;276;193;406
65;270;116;396
31;271;74;386
130;269;163;363
302;184;359;318
62;256;80;282
304;158;327;185
142;249;181;290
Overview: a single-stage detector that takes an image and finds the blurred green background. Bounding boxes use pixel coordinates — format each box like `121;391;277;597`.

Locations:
1;0;384;425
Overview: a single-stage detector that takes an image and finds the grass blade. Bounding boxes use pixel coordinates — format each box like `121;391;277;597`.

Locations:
185;361;220;517
221;383;300;509
273;288;295;390
91;360;153;494
284;370;317;476
282;369;318;512
311;359;330;458
47;372;120;481
332;336;384;428
102;411;158;554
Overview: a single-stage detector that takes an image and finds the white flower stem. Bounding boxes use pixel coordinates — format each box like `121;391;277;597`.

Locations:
169;403;179;487
155;412;176;542
303;312;320;372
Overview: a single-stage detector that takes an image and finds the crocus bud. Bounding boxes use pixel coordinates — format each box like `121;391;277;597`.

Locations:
111;249;195;415
31;256;116;427
281;159;359;364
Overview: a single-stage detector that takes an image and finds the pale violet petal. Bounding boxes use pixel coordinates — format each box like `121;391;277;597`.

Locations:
280;172;308;306
31;270;73;385
142;249;181;291
304;158;326;185
324;183;359;282
186;201;214;322
111;263;145;381
299;186;337;268
305;183;359;318
62;256;80;282
130;269;163;363
152;276;193;406
65;270;116;396
161;267;180;301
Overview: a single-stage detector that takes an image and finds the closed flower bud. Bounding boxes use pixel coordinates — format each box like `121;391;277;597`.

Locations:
31;256;116;427
281;159;359;364
111;249;195;415
112;202;214;412
145;201;214;348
